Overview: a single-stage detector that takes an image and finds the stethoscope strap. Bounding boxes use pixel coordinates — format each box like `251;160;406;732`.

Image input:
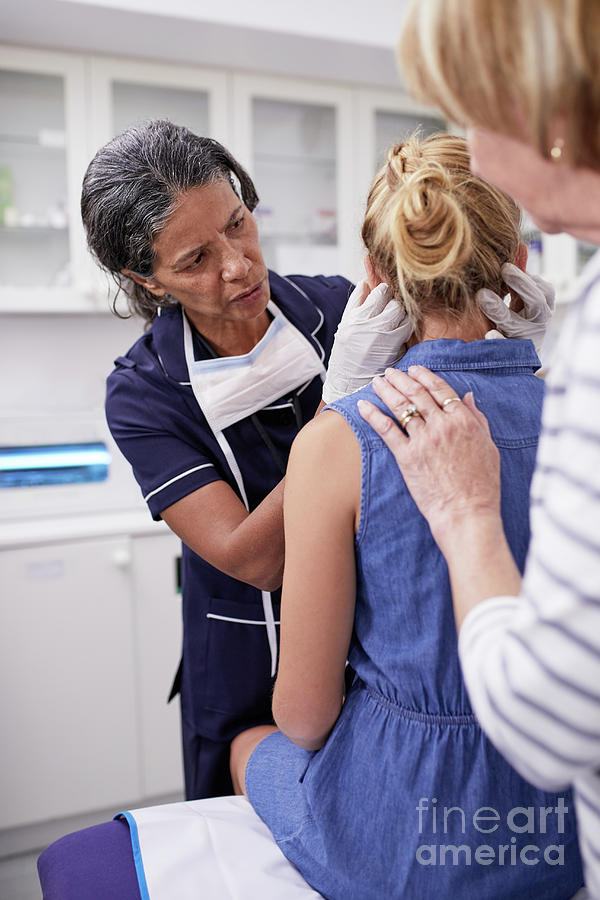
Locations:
292;393;303;431
250;412;286;476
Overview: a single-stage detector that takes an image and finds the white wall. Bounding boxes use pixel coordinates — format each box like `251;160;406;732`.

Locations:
63;0;409;48
1;0;405;89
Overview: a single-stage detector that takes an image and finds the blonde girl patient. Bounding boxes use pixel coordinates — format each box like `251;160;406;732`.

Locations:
231;134;584;899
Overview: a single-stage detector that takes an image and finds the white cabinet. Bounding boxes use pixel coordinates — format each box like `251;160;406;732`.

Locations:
84;57;230;312
87;57;229;155
0;528;183;830
357;87;447;188
130;532;183;799
0;47;90;313
232;74;357;279
0;43;592;310
354;88;448;281
0;536;137;827
2;45;452;305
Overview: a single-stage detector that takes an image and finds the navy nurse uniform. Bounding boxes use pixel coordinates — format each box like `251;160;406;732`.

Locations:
105;271;351;799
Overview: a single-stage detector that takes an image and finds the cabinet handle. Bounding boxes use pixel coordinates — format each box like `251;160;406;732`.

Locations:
112;548;132;569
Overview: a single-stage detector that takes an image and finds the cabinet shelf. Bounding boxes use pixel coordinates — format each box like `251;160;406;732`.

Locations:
577;241;598;271
254;151;335;167
259;231;337;245
0;225;68;233
0;134;66;150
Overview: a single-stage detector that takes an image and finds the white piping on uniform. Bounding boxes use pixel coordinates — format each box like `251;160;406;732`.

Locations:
282;275;310;301
261;589;278;678
212;431;248;505
311;310;326;383
182;307;279;677
280;277;325;386
263;402;294;411
207;613;281;626
280;276;325;345
297;377;317;395
157;351;191;385
214;428;278;676
144;463;214;502
311;306;325;344
212;430;279;676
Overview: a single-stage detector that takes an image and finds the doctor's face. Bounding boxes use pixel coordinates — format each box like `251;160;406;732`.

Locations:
140;180;270;328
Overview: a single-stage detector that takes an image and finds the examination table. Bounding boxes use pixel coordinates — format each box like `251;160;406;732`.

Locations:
37;794;323;899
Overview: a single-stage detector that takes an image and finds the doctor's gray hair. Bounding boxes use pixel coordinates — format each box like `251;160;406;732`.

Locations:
81;119;259;323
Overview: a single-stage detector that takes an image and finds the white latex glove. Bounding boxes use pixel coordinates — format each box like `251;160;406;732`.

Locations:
478;263;555;355
322;280;412;404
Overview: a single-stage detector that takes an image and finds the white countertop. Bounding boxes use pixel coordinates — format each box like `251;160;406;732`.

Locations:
0;510;173;549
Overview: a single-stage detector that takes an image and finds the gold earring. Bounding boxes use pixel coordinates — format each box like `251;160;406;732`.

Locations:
550;138;565;161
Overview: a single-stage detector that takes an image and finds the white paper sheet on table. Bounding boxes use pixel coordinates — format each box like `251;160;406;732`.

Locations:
121;794;323;900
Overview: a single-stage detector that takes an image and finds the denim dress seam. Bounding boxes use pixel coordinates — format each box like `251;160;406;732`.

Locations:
397;361;538;374
364;684;478;726
324;404;372;546
493;435;541;449
275;815;316;844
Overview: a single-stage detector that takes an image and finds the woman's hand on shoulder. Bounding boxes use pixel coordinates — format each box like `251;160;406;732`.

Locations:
358;366;502;554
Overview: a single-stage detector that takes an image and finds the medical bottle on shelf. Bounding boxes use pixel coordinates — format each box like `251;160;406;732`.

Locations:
525;233;543;276
0;166;13;226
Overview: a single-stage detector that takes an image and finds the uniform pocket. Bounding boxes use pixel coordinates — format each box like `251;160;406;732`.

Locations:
203;595;280;723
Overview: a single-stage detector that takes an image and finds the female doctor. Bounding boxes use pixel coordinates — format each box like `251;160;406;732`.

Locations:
81;119;408;800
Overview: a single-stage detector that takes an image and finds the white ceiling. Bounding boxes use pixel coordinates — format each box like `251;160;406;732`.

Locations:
0;0;410;89
60;0;409;49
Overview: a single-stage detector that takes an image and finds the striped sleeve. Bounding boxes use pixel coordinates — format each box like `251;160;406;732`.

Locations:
459;595;600;791
458;273;600;793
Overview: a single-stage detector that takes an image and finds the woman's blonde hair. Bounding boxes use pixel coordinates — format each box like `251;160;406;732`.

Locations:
362;133;521;337
398;0;600;170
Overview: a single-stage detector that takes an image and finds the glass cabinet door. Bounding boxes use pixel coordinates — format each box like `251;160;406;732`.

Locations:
87;59;229;310
373;109;446;170
0;48;88;310
111;82;210;140
232;76;355;280
576;240;598;276
89;58;229;155
357;90;447;183
354;89;448;282
251;97;339;276
0;70;68;289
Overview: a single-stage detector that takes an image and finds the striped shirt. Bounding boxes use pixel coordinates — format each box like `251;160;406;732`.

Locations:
459;250;600;899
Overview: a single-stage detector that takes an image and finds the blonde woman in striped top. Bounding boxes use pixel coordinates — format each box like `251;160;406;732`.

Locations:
359;1;600;896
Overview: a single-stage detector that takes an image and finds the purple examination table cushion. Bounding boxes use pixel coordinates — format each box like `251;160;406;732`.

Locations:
36;795;324;899
37;819;141;900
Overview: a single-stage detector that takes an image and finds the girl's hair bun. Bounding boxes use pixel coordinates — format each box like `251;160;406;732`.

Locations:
388;158;472;281
362;133;521;337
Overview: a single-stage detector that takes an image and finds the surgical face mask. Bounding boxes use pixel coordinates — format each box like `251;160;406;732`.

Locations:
183;301;326;436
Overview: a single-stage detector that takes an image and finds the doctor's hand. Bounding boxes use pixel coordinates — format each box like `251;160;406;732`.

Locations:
479;264;555;355
322;280;412;404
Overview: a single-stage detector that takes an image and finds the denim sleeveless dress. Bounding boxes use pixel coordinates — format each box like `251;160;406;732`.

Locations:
246;339;584;900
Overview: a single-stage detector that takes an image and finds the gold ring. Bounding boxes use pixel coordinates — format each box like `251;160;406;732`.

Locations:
398;404;422;430
442;396;461;410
